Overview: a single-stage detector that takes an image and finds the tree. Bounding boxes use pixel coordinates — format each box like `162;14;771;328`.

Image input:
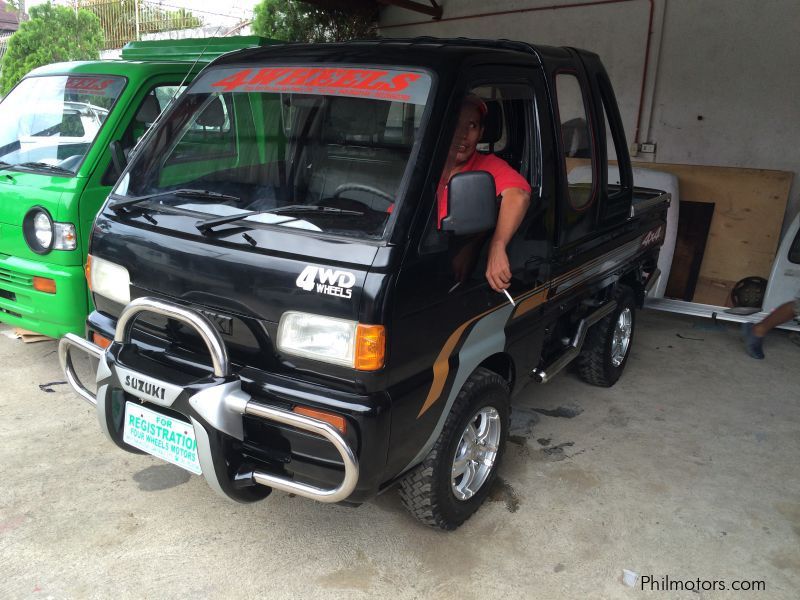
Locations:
0;3;104;95
252;0;377;43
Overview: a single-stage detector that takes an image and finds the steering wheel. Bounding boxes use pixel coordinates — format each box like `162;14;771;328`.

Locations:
333;183;394;204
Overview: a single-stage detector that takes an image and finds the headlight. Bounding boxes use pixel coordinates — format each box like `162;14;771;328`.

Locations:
88;255;131;305
22;207;77;253
277;312;385;370
23;208;53;254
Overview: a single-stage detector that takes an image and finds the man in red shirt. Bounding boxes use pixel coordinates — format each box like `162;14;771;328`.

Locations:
440;94;532;292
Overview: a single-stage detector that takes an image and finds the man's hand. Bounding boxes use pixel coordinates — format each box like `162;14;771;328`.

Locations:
486;241;512;291
485;187;530;291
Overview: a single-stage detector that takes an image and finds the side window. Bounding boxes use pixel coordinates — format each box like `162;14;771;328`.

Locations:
102;85;185;185
420;83;538;257
100;85;186;185
598;79;626;191
556;73;594;210
789;228;800;264
436;83;536;203
166;94;236;164
122;85;185;156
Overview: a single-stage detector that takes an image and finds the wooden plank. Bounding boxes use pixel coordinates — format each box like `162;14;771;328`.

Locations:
632;162;793;303
694;277;736;308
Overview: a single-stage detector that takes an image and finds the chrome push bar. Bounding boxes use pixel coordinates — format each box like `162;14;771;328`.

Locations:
58;296;358;504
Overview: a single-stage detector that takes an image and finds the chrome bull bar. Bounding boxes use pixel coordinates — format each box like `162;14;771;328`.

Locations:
58;296;359;504
59;333;103;406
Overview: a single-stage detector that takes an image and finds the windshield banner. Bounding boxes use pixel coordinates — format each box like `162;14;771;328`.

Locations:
195;66;431;104
64;76;125;99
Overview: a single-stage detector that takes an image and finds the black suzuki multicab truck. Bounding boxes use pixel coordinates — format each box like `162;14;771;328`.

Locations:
59;38;668;529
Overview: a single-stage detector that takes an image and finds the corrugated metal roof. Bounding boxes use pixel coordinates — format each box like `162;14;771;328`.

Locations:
0;1;21;32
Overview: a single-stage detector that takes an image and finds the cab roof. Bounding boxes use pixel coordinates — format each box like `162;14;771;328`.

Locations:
24;36;277;79
209;37;575;71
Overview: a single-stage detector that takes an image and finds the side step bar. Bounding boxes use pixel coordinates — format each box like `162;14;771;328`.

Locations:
530;300;617;384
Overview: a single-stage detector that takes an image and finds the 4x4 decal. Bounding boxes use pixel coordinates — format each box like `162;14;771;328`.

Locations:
296;265;356;299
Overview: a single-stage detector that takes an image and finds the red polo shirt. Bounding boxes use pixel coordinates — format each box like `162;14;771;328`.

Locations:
438;152;531;227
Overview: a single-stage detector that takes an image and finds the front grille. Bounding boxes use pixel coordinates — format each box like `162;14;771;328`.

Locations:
0;265;33;288
0;288;16;301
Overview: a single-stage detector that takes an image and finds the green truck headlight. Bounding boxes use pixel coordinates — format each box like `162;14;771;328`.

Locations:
22;207;77;253
23;207;54;254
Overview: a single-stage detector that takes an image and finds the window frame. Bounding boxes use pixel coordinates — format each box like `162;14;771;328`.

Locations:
418;72;544;256
553;69;598;214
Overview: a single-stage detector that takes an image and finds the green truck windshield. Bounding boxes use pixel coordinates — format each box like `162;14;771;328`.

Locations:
113;65;432;241
0;75;126;175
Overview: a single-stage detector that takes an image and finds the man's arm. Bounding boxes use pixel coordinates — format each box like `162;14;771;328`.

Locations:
486;187;531;292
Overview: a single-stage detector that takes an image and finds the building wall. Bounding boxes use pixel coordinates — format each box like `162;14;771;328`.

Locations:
379;0;800;230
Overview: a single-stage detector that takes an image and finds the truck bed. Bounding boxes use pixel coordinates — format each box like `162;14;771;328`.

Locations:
631;187;670;217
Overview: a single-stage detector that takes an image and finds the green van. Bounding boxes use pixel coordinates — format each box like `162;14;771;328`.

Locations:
0;36;269;338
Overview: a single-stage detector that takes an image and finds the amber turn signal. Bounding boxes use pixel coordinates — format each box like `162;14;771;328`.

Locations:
293;406;347;434
84;254;92;290
32;276;56;294
92;332;112;349
354;323;386;371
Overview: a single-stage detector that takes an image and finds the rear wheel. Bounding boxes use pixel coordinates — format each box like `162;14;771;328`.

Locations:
399;368;509;530
575;285;636;387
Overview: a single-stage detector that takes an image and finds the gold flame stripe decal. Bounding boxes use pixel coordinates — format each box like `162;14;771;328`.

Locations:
417;284;549;418
416;234;648;419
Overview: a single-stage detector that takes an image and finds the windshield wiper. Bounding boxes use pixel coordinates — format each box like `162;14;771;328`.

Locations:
13;161;74;175
269;204;364;216
110;189;241;212
195;205;363;233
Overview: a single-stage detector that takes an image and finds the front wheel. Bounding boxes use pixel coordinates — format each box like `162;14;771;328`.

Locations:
399;368;509;530
575;285;636;387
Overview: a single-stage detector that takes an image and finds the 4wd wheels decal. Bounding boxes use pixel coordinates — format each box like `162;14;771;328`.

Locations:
296;265;356;299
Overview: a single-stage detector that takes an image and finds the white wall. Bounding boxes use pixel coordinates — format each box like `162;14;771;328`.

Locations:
379;0;800;230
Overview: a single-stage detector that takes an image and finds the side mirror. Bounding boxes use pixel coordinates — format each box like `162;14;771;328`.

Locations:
441;170;497;235
108;140;127;178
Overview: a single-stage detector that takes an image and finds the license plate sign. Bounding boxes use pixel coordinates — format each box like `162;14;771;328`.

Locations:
123;402;202;475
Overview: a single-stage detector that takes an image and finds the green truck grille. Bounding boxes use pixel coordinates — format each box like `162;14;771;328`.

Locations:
0;265;33;288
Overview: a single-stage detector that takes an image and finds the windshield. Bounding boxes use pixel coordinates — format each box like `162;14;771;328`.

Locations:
114;64;432;241
0;75;125;175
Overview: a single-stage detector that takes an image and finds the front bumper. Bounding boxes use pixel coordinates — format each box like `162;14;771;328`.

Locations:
0;253;87;338
60;296;370;504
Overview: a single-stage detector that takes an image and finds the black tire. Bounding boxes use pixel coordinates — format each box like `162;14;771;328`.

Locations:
575;285;636;387
398;367;509;530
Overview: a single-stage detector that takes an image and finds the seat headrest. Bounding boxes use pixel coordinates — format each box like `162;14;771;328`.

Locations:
134;94;161;124
196;98;226;128
324;97;386;143
480;100;502;144
561;117;590;157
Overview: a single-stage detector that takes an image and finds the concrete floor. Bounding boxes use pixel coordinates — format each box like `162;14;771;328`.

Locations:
0;310;798;599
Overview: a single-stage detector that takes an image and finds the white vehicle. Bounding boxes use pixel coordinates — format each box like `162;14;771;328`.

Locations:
14;100;109;167
645;213;800;332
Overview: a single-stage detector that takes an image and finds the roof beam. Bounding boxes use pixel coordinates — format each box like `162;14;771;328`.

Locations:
378;0;442;20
